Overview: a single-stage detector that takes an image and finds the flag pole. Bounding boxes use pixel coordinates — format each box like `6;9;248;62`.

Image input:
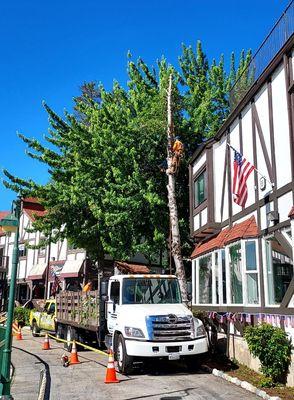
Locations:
227;142;274;188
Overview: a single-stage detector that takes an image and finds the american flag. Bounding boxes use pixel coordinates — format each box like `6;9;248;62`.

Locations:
50;266;62;296
232;150;255;208
51;275;61;296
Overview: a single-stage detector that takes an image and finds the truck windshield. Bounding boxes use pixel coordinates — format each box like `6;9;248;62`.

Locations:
122;278;181;304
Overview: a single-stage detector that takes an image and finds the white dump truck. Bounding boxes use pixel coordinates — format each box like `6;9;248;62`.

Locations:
37;274;208;374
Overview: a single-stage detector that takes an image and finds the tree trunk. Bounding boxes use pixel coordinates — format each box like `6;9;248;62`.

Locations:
166;74;188;303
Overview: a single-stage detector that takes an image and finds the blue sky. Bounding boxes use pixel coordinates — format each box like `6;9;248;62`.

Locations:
0;0;290;209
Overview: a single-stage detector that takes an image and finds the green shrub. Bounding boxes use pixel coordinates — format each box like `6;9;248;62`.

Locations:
259;376;275;388
14;307;31;326
244;323;292;384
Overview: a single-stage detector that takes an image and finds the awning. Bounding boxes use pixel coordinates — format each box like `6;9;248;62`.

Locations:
191;215;259;259
27;263;47;280
60;259;85;278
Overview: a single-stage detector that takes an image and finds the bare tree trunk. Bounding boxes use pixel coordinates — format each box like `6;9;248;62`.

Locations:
166;74;188;303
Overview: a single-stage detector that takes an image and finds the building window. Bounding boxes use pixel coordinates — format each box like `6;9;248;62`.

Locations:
220;249;227;304
38;237;46;257
194;240;260;306
264;236;293;305
229;243;243;304
18;243;27;258
194;170;206;207
245;241;259;304
198;254;212;304
214;252;219;304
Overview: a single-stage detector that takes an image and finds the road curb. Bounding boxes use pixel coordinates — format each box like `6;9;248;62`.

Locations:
201;364;281;400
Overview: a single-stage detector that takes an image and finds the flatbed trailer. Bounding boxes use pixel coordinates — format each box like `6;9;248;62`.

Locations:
55;288;107;349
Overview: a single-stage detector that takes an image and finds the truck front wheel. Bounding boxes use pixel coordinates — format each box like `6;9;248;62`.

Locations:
115;334;134;375
31;322;40;337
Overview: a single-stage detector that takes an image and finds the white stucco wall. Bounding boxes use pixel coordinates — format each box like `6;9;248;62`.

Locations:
254;84;272;200
278;191;293;223
192;152;206;175
240;104;255;209
213;136;227;222
201;208;207;226
193;214;200;231
272;63;291;189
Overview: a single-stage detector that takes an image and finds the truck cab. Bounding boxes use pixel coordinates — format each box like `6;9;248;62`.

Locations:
106;274;208;374
30;299;56;336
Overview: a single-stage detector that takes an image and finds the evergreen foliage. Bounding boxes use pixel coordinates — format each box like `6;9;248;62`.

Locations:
244;323;292;385
3;43;251;266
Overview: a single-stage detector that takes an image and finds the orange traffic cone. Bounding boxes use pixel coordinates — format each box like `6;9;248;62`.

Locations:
104;349;119;384
16;327;23;340
69;340;80;365
42;333;51;350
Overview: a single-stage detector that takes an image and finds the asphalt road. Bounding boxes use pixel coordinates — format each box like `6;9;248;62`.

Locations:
11;329;259;400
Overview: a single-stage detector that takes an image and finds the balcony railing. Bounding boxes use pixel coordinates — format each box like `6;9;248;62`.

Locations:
229;0;294;111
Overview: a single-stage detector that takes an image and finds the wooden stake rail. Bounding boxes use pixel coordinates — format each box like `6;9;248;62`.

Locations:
56;290;100;330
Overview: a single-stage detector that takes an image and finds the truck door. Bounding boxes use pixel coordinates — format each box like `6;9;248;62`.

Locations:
106;281;120;334
40;302;56;331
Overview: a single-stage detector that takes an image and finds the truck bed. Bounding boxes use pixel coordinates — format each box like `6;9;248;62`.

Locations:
56;290;100;331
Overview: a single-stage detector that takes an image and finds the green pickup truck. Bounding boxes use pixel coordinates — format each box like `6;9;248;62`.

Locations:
29;299;56;336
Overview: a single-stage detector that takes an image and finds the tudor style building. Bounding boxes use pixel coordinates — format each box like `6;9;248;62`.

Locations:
189;5;294;384
0;198;157;305
0;198;88;302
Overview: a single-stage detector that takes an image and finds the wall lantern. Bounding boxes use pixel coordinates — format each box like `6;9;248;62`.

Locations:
267;210;279;224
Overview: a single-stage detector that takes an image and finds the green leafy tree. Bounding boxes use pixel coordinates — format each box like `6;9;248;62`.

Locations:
3;42;251;272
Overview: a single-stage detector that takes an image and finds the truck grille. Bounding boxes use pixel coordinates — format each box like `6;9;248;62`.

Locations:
149;315;193;342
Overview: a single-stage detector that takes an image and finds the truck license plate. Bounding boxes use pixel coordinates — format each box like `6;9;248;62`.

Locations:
168;353;180;361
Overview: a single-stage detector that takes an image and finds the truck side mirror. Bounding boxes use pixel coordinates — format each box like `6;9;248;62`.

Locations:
100;281;108;297
187;281;192;296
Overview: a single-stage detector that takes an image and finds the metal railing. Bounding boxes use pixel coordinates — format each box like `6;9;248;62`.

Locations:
229;1;294;111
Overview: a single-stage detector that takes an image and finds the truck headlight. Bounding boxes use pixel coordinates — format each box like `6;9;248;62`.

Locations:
124;327;145;338
191;318;206;338
196;324;206;337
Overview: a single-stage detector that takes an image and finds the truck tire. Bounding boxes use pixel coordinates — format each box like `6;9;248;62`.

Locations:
56;324;64;340
115;334;134;375
31;322;40;337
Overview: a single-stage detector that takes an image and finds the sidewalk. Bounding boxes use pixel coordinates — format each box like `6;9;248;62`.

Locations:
11;330;44;399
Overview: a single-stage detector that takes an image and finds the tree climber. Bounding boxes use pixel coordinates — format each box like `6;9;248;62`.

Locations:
167;136;184;174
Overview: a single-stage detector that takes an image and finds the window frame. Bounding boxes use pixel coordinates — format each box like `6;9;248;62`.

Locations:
110;281;120;305
195;250;220;306
243;239;260;306
197;253;213;305
18;242;27;258
193;166;207;209
226;242;243;305
194;239;260;307
262;234;293;307
226;239;260;306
